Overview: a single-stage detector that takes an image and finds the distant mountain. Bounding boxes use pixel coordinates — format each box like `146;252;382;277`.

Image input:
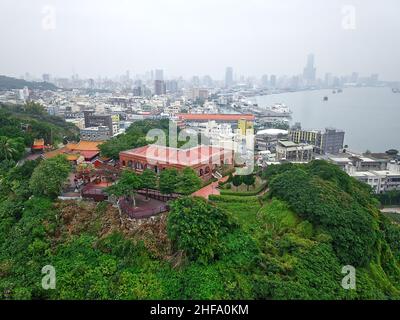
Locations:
0;75;58;91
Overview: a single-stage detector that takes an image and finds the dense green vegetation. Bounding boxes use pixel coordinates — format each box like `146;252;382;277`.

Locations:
0;75;58;90
1;151;400;299
29;155;71;199
99;118;205;159
99;119;170;159
106;167;202;203
377;190;400;206
0;102;79;150
0;102;79;180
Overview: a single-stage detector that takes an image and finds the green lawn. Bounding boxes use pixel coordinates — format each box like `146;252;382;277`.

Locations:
209;195;262;232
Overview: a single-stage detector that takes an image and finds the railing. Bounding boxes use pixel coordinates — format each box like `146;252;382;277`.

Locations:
119;199;169;219
136;189;181;202
81;186;108;201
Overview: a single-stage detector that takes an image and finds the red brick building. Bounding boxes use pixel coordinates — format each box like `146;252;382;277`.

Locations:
120;145;233;180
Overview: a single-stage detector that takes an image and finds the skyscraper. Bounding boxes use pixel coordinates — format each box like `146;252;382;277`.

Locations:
270;75;277;88
154;80;166;95
155;69;164;81
225;67;233;88
261;74;269;87
351;72;359;84
303;54;316;84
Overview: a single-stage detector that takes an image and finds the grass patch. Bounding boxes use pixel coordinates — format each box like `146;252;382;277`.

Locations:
209;195;262;232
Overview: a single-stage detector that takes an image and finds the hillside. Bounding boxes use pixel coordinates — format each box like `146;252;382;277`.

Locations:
0;102;79;147
0;75;58;91
0;159;399;299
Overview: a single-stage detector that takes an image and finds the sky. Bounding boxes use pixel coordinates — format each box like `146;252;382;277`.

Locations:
0;0;399;80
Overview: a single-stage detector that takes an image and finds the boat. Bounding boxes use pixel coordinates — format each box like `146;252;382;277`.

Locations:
332;90;337;94
392;88;400;93
323;96;329;101
338;89;343;93
262;103;292;117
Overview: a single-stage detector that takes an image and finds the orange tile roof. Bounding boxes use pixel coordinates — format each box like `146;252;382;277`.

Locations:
178;113;255;121
67;141;104;152
43;147;69;159
32;138;45;149
66;154;80;161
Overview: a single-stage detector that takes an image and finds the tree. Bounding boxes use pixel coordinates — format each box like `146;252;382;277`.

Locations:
167;197;236;263
141;169;157;200
242;174;256;191
177;167;202;195
232;175;242;191
29;155;70;199
159;168;179;195
0;136;25;162
106;170;142;208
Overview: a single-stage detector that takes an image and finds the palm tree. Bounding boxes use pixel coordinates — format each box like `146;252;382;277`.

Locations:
0;136;18;161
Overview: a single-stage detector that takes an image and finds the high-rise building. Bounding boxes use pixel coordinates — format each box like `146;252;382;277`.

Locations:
154;80;166;95
351;72;359;84
261;74;269;87
191;76;200;87
155;69;164;81
166;80;178;93
42;74;50;82
133;80;143;96
370;74;379;86
270;75;277;88
202;75;213;87
303;54;317;84
324;73;333;87
225;67;233;88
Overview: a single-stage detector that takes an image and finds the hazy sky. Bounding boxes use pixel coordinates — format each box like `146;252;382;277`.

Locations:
1;0;399;80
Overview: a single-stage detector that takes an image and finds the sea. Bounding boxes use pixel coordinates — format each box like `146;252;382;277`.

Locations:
254;87;400;153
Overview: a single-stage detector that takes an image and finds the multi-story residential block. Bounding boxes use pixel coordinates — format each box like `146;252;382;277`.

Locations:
186;88;209;100
84;111;113;132
289;127;345;154
347;161;400;194
66;118;85;130
276;140;314;162
255;128;288;151
80;126;111;141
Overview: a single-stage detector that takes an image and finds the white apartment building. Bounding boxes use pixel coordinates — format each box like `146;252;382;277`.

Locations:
346;161;400;194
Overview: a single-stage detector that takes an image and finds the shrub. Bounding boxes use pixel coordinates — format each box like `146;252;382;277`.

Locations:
167;197;236;263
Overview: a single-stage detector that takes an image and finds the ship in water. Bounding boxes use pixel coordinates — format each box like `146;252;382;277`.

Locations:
261;103;292;117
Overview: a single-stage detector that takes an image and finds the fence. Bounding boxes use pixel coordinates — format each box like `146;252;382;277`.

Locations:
81;187;108;202
136;189;181;202
119;199;169;219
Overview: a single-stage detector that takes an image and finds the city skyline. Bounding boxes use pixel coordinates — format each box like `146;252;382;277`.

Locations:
1;0;399;80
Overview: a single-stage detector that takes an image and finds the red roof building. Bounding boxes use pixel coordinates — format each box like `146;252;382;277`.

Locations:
120;145;234;180
177;113;255;122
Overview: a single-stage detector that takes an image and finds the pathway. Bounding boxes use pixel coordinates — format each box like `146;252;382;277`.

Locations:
192;176;229;199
